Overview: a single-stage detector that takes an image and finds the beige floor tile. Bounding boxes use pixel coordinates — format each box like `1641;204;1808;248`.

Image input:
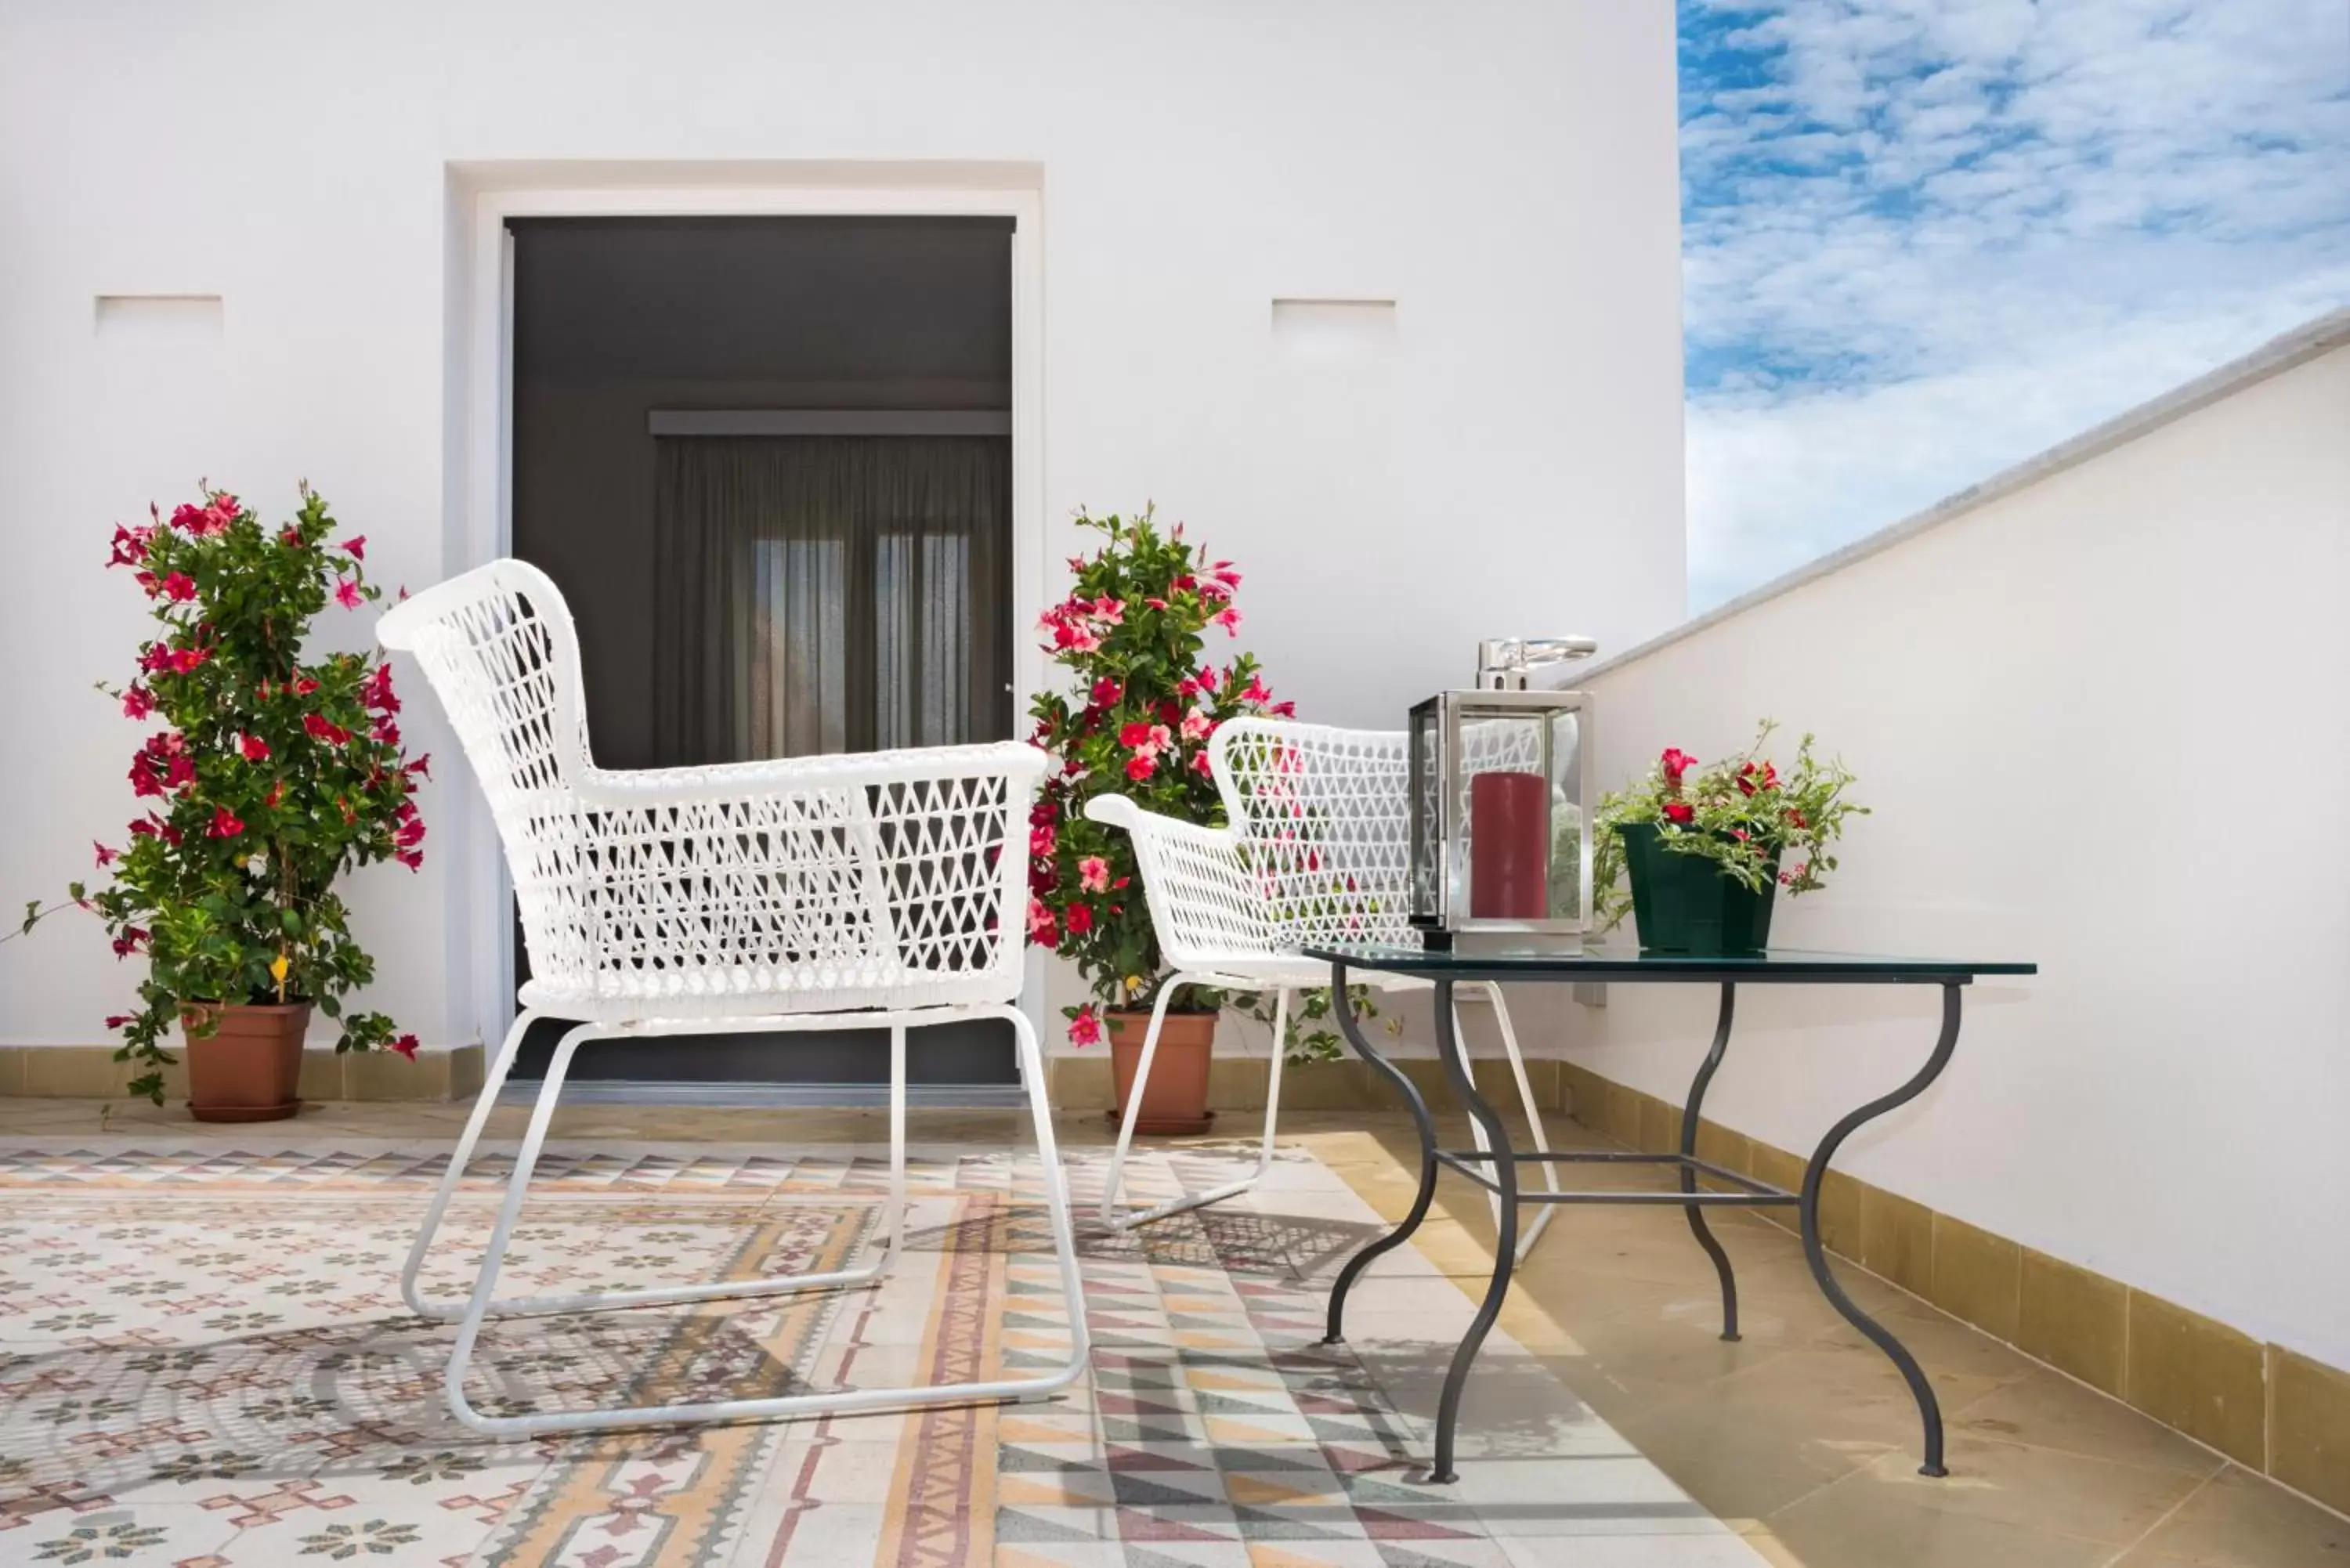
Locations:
1834;1433;2207;1545
2113;1465;2350;1566
1769;1474;2117;1568
1948;1367;2224;1478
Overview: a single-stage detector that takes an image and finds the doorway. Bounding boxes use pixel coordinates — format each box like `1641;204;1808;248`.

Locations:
504;214;1020;1098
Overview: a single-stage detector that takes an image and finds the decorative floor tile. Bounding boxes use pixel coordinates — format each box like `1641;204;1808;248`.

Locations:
1;1138;1755;1565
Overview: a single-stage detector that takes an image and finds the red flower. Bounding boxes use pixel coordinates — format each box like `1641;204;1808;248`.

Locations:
404;753;431;780
1191;750;1213;777
1029;823;1057;859
127;816;157;838
135;570;160;598
1065;903;1094;936
161;572;197;602
362;663;399;714
208;806;245;838
164;752;195;790
111;926;147;958
1119;721;1154;749
338;535;367;560
334;578;363;611
238;734;270;762
93;840;117;866
128;756;164;797
291;675;320;696
264;779;284;807
138;644;171;674
1066;1006;1102;1048
107;524;150;567
1026;897;1058;945
1661;748;1697;782
304;713;352;746
1785;807;1806;829
1737;761;1779;796
1240;672;1274;707
1086;677;1121;710
395;815;426;850
388;1033;419;1060
1662;801;1695;826
280;526;306;547
1125;753;1157;782
371;718;400;747
104;1013;136;1030
395;847;424;871
1212;606;1242;635
121;684;154;720
165;646;212;674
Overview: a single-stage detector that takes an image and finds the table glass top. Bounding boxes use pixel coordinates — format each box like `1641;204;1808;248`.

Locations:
1300;943;2036;979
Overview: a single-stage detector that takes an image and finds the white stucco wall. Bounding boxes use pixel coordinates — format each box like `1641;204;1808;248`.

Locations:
0;4;1686;1049
1560;323;2350;1371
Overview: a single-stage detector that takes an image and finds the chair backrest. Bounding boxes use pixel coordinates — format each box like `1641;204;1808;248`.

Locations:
1208;719;1419;951
378;559;594;985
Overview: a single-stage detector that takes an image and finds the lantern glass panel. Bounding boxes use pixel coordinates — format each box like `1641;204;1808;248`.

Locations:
1457;707;1555;923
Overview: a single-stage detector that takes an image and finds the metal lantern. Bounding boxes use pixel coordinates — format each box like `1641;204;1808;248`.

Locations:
1408;638;1597;952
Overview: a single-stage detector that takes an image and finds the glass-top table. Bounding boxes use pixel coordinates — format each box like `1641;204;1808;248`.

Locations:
1300;942;2037;1484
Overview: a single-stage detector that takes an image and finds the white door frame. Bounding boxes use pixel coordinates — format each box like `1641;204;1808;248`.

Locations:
454;179;1049;1059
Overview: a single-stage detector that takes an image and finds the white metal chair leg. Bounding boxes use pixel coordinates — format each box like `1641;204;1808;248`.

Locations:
443;1008;1090;1436
400;1008;534;1319
1102;985;1292;1232
1097;976;1191;1230
408;1017;898;1328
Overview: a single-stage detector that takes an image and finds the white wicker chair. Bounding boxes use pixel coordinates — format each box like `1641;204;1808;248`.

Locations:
1086;717;1560;1255
377;558;1087;1436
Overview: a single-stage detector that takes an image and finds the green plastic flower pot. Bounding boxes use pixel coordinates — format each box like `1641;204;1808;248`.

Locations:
1618;821;1779;956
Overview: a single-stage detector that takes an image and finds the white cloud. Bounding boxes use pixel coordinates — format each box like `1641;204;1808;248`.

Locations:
1683;0;2350;608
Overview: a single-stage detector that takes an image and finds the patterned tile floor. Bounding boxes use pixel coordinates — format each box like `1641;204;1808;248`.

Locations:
0;1133;1762;1567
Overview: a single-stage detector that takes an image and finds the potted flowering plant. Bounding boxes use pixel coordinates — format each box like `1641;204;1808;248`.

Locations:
1593;722;1864;955
1025;506;1300;1129
14;483;428;1116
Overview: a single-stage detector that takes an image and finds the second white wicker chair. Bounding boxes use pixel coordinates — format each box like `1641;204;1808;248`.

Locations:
1086;718;1561;1257
378;558;1088;1436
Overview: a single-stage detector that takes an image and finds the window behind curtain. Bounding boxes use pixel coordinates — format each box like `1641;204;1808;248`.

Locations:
653;434;1012;764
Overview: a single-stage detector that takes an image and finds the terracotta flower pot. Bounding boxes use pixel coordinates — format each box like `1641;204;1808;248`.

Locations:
1105;1008;1218;1136
180;1001;310;1122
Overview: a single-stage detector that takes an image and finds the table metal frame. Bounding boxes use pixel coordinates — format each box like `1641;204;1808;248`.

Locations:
1314;955;1990;1485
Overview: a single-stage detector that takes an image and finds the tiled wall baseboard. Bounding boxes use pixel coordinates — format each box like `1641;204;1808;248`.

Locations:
1047;1053;1560;1117
0;1043;486;1103
1555;1059;2350;1519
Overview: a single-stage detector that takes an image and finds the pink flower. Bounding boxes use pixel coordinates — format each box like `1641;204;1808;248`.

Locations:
208;806;244;838
338;535;367;560
161;572;197;602
93;841;117;867
1126;753;1157;782
165;646;212;674
1212;607;1242;636
334;578;363;610
1191;750;1213;777
1661;748;1697;783
1078;855;1110;892
121;684;154;720
1030;824;1057;859
1211;562;1242;588
1180;707;1213;742
1026;896;1058;945
1270;700;1296;717
361;663;400;714
1198;579;1231;603
238;734;270;762
1241;672;1274;707
1089;596;1125;625
1067;1006;1103;1048
388;1033;419;1060
107;524;150;567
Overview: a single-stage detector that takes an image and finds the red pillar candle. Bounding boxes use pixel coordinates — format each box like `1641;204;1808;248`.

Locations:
1469;771;1548;919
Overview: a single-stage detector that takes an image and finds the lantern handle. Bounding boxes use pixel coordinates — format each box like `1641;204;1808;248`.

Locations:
1474;636;1598;689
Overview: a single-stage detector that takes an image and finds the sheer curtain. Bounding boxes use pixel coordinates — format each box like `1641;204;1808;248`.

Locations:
653;435;1012;765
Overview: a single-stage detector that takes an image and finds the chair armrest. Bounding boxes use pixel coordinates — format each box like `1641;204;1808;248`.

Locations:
1083;793;1242;854
1083;793;1282;969
577;741;1047;807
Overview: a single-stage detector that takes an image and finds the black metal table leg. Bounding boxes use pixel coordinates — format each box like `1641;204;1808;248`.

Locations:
1428;978;1519;1484
1681;983;1741;1341
1799;981;1964;1476
1321;963;1441;1347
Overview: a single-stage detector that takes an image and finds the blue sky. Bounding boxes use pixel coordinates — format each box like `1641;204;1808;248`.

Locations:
1677;0;2350;609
